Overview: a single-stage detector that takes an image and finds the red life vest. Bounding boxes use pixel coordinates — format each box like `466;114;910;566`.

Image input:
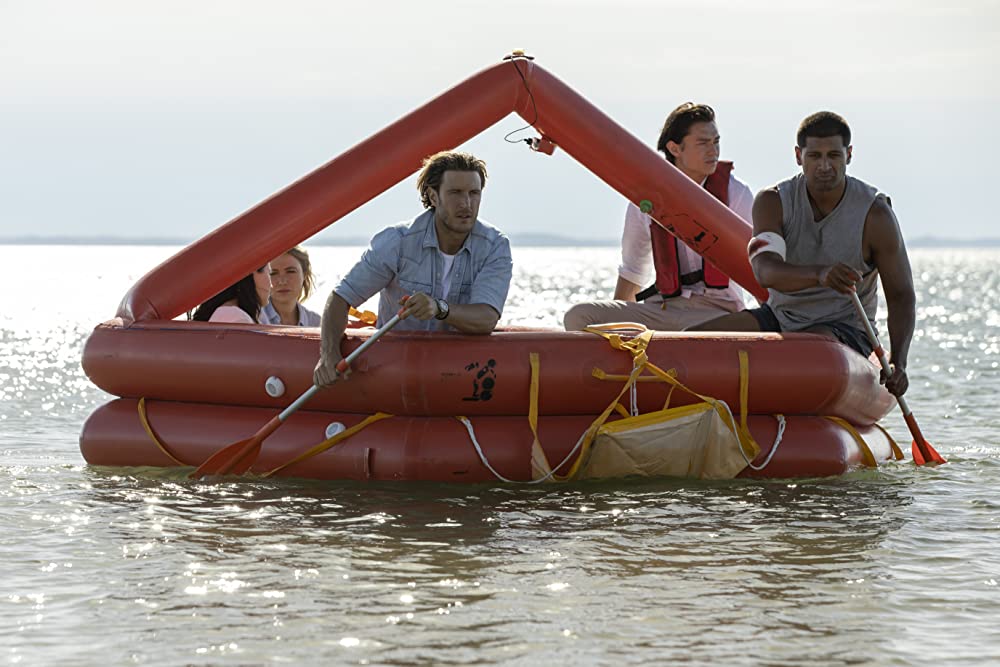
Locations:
646;161;734;299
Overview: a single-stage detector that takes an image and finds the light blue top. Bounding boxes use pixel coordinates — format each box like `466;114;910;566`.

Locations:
260;301;322;327
334;209;512;331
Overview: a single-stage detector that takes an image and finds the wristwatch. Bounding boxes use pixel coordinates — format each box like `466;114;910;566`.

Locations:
434;298;450;320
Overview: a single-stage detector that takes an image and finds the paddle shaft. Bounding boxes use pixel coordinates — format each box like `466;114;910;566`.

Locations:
848;293;911;412
277;311;403;423
849;291;929;443
191;310;405;478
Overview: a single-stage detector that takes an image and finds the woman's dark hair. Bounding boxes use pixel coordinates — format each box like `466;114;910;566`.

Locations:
191;272;262;322
797;111;851;147
656;102;716;164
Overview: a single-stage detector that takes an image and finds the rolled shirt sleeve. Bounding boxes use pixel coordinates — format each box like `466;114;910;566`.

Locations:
469;233;513;316
618;202;654;287
729;175;754;224
333;227;402;307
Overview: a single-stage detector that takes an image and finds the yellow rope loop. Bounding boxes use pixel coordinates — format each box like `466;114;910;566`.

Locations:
137;398;188;467
824;416;879;468
259;412;393;478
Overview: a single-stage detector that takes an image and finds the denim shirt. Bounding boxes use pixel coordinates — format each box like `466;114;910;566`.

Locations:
259;301;322;327
334;209;513;331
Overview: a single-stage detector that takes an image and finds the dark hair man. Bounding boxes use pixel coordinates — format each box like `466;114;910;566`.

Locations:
314;150;513;388
563;102;754;331
689;112;916;397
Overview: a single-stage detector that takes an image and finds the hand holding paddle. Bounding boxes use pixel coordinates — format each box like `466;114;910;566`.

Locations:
849;291;945;466
190;303;408;479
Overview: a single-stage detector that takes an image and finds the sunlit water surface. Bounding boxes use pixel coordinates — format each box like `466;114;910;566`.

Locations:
2;246;998;666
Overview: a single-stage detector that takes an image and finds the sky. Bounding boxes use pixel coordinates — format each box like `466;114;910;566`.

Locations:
1;0;998;244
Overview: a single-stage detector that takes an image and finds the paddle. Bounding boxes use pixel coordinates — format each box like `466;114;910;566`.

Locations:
190;307;407;479
849;291;946;465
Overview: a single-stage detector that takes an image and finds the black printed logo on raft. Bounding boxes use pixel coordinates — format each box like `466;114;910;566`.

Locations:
463;359;496;401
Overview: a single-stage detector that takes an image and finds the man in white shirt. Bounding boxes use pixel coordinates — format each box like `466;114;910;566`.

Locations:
563;102;754;331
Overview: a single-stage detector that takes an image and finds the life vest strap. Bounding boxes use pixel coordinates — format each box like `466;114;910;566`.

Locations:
635;284;659;302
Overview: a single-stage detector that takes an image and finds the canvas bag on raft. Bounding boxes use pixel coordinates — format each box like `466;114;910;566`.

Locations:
530;324;761;482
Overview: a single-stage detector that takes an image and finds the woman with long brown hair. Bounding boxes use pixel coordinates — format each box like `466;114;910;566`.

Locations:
260;246;322;326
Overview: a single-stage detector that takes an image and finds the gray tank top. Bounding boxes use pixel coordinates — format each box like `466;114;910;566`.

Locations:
767;173;881;331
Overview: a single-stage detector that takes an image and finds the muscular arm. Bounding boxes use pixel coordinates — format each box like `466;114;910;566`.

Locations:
866;198;915;394
750;189;861;294
313;292;351;387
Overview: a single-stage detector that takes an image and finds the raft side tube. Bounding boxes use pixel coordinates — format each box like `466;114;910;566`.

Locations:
80;399;897;482
82;321;895;422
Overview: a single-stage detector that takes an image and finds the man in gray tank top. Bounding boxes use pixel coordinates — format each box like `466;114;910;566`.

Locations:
688;112;916;398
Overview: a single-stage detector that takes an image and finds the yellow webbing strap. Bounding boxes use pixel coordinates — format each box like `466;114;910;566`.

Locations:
527;352;552;479
871;422;905;460
581;325;760;461
736;351;764;458
348;307;378;326
662;384;677;411
529;353;540;443
633;358;759;461
137;397;188;466
259;412;393;478
824;416;878;468
590;369;668;383
560;362;647;480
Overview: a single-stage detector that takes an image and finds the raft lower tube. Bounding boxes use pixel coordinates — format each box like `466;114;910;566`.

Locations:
81;399;897;482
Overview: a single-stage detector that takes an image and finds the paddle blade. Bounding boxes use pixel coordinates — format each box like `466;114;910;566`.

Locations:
910;440;927;466
189;436;260;479
912;438;946;466
189;415;284;479
902;412;946;466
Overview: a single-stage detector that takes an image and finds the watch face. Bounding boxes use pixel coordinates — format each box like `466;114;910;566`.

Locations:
435;299;449;320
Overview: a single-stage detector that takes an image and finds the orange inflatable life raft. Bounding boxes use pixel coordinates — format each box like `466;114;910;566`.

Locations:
79;54;901;481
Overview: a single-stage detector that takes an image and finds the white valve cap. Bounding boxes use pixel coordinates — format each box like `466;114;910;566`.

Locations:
325;422;346;439
264;376;286;398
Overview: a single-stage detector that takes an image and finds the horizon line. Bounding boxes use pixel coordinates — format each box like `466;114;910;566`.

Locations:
2;234;999;248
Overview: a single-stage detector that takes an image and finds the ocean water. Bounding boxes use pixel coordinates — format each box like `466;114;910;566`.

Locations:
1;245;998;666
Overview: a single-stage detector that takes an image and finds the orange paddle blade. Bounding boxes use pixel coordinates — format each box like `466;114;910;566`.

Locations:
189;434;262;479
189;415;283;479
903;413;946;466
912;438;946;466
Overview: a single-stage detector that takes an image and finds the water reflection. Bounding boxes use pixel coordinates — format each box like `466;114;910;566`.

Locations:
72;465;920;664
3;246;1000;665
